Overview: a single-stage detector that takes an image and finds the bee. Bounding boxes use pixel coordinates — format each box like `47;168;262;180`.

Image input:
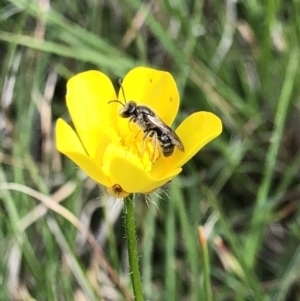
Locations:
108;81;184;158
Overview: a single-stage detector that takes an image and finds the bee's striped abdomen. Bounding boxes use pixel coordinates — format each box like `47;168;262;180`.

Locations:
157;132;175;156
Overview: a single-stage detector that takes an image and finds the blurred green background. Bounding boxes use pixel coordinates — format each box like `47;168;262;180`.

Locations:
1;0;300;300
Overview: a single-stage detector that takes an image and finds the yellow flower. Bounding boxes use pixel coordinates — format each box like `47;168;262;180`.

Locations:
56;67;222;198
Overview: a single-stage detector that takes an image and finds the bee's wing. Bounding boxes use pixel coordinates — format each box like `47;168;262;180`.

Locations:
146;115;185;152
146;114;168;131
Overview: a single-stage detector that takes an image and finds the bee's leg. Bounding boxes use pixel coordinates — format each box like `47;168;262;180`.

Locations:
142;130;152;156
138;131;150;156
144;130;157;163
127;121;132;131
150;131;158;163
135;130;141;139
128;116;136;131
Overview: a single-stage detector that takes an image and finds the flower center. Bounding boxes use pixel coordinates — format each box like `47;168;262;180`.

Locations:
100;134;160;177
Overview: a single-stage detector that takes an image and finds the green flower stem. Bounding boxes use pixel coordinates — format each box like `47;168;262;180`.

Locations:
123;195;144;301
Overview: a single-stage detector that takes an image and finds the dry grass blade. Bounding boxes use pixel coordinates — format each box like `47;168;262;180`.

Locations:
0;183;133;301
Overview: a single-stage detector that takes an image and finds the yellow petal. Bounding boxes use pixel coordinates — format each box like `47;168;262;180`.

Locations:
151;112;222;178
66;70;118;158
56;119;110;186
109;157;182;194
118;67;179;128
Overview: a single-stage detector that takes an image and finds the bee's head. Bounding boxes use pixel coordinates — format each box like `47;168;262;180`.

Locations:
108;79;137;118
119;101;136;118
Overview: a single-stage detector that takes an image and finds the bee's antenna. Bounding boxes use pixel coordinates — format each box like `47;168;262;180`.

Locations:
108;79;128;107
107;100;125;106
118;79;127;103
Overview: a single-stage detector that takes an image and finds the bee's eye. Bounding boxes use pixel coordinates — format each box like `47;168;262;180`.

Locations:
128;102;136;113
119;101;136;118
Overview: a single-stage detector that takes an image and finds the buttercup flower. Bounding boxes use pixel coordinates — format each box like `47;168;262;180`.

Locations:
56;67;222;197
